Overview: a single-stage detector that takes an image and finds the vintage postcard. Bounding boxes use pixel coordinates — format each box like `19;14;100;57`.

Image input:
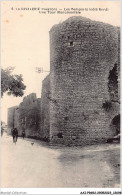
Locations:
1;1;121;194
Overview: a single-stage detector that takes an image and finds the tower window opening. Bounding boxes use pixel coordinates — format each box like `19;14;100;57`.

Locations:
78;25;80;29
64;116;68;121
70;41;73;46
57;133;63;138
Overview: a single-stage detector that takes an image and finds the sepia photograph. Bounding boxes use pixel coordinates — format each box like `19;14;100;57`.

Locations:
1;0;121;193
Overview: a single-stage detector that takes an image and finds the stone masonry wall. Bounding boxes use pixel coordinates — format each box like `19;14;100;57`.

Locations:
40;74;50;140
49;16;120;146
18;93;41;138
7;93;41;138
7;106;18;134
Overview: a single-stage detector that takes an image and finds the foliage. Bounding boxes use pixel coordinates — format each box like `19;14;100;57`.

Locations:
1;67;26;97
108;63;118;102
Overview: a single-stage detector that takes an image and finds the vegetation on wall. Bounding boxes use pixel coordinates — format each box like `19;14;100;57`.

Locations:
108;63;118;102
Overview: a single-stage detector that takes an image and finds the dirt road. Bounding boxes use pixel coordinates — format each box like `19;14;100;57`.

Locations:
1;133;120;188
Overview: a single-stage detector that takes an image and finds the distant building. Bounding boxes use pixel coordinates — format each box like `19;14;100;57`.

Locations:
7;93;41;139
7;106;18;134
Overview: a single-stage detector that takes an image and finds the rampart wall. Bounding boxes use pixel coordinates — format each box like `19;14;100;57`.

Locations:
49;16;120;145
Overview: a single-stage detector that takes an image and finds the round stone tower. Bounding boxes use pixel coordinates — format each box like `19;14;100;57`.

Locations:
49;16;120;146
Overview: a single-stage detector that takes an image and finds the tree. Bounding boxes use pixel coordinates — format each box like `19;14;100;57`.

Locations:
1;67;26;97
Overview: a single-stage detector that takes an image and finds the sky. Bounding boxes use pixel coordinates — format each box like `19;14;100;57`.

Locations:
1;1;120;123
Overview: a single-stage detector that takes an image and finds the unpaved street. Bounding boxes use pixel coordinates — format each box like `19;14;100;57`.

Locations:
1;133;120;188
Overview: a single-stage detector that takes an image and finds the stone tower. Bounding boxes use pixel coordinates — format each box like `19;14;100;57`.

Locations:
49;16;120;146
